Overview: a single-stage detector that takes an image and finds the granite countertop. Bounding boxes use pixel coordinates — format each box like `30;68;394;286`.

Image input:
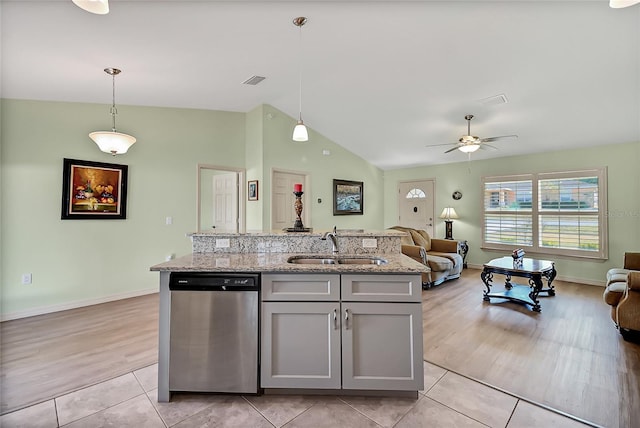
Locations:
188;229;407;238
150;252;427;274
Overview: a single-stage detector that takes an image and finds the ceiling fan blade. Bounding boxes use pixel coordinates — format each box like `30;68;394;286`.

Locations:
480;134;518;143
425;143;457;148
444;146;460;154
478;143;499;151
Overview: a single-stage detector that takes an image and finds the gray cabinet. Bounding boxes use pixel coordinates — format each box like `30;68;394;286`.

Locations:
261;273;424;391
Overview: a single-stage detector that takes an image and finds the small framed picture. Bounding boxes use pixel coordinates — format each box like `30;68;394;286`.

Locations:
248;180;258;201
333;179;363;215
61;158;128;220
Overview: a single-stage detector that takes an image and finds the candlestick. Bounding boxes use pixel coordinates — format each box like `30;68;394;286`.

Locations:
293;191;304;229
294;183;303;193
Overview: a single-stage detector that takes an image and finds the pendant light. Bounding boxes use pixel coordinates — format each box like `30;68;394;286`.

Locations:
72;0;109;15
89;68;137;155
610;0;640;7
292;17;309;142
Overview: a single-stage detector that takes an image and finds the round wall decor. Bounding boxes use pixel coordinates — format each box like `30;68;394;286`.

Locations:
452;190;462;200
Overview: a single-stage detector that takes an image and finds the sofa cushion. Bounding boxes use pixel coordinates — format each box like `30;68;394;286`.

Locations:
607;268;629;283
410;230;431;251
603;281;627;306
426;254;453;272
416;230;432;251
429;251;462;268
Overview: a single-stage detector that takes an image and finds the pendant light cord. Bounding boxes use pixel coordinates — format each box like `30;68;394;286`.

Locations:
298;23;303;121
110;72;118;132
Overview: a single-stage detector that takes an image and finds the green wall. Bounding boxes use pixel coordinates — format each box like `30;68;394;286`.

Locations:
2;97;636;318
0;99;385;319
383;141;640;284
259;104;384;231
0;99;247;318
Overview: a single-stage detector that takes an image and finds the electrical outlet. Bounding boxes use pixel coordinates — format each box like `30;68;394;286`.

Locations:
165;216;173;225
362;238;377;248
215;239;230;248
21;273;32;285
165;254;175;262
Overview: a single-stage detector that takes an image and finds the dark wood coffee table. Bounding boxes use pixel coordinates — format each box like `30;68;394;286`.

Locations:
481;257;556;312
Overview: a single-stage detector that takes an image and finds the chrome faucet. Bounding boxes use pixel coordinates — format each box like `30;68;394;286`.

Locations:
322;226;339;254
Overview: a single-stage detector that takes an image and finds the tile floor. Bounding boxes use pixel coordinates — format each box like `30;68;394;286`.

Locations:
0;361;593;428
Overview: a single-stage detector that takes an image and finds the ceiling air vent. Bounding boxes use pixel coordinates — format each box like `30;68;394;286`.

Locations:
478;93;508;107
242;75;266;85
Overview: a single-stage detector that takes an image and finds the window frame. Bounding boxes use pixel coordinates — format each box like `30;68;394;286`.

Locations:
481;168;608;260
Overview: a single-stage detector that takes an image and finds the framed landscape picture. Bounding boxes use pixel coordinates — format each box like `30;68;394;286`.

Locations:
61;158;128;220
333;179;363;215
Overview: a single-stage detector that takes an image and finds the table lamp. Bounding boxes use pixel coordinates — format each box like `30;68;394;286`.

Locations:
439;207;459;240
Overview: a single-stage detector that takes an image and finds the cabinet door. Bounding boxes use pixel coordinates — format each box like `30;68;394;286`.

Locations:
342;274;422;303
261;302;341;389
341;302;424;391
262;273;340;301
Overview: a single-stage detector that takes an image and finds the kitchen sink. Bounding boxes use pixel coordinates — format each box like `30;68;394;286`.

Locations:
337;257;388;265
287;255;388;265
287;256;337;265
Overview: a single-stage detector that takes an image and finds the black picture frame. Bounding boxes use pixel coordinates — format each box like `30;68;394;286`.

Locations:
333;179;364;215
61;158;128;220
248;180;259;201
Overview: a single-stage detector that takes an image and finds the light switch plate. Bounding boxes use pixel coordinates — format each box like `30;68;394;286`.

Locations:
215;239;230;248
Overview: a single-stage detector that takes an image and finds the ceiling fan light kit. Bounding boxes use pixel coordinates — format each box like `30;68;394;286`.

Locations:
428;114;518;156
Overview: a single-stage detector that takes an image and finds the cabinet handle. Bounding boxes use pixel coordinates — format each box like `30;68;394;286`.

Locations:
333;308;338;330
344;308;350;330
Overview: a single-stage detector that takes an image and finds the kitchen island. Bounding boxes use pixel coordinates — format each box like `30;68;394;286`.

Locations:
151;230;428;402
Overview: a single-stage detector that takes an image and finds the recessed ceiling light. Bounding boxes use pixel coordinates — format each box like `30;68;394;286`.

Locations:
242;75;266;85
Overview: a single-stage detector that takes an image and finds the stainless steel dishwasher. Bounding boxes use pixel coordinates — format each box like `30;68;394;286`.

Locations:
168;272;259;394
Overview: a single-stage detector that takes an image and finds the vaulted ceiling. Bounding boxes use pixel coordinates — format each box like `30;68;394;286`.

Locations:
2;0;639;169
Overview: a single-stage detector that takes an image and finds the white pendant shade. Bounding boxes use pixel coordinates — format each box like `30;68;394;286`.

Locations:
90;131;136;155
458;144;480;153
72;0;109;14
610;0;640;8
292;120;309;142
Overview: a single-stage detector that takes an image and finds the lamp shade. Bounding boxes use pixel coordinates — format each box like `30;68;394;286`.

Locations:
90;131;136;155
440;207;459;220
72;0;109;14
458;144;480;153
610;0;640;7
292;120;309;142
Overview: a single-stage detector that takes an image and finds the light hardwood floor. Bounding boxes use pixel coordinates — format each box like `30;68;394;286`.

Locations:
1;270;638;427
0;293;159;414
423;268;640;428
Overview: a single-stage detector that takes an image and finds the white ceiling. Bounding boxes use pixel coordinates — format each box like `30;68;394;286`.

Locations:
2;1;639;170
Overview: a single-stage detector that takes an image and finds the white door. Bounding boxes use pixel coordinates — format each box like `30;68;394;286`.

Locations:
398;180;435;236
272;171;307;231
212;172;238;232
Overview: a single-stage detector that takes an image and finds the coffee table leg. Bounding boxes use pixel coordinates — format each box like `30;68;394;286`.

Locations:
504;274;513;290
544;265;557;296
528;276;542;312
481;269;493;301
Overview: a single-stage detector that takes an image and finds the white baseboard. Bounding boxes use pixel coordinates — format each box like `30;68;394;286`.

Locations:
465;263;606;287
1;288;159;322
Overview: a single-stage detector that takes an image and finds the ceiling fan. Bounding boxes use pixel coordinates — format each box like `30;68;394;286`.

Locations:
429;114;518;154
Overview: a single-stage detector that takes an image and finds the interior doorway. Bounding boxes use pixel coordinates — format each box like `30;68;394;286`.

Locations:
197;164;245;233
398;179;435;237
272;170;309;231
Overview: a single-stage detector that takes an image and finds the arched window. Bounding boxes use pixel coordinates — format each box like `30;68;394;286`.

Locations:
405;188;426;199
